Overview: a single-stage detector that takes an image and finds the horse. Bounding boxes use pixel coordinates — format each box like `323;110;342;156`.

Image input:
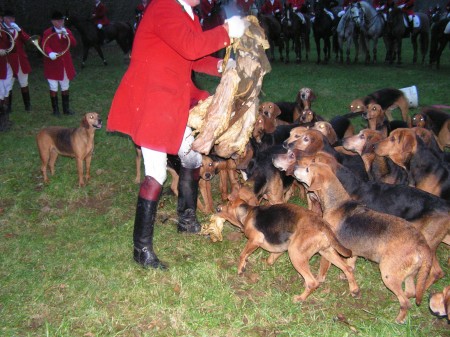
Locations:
429;18;450;69
384;6;407;65
258;13;284;62
410;12;430;64
65;15;134;68
311;0;336;64
336;4;360;64
353;1;385;64
281;5;302;63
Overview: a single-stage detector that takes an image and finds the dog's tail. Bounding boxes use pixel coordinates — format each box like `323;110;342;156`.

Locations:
415;243;433;306
322;223;352;258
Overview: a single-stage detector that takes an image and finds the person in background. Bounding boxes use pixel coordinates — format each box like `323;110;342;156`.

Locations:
0;8;12;131
236;0;255;16
134;0;149;31
396;0;415;35
261;0;283;19
107;0;247;269
42;11;77;116
92;0;110;44
2;10;32;112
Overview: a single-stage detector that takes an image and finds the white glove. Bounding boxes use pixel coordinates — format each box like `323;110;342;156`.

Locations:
225;16;248;39
60;27;68;35
48;52;57;60
0;49;7;56
397;4;405;9
10;22;21;31
97;23;103;29
218;58;236;73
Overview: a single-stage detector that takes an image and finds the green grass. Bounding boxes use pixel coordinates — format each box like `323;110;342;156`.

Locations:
0;42;449;336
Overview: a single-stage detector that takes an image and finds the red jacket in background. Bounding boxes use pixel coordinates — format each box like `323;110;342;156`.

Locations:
92;2;110;26
6;28;32;75
261;0;283;15
42;27;77;81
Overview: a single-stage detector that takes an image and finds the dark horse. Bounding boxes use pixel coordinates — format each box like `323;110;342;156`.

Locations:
65;15;134;68
384;6;406;65
258;13;284;62
429;18;450;69
281;5;302;63
312;0;335;64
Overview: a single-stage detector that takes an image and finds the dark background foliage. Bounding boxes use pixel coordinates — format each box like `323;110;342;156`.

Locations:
0;0;447;36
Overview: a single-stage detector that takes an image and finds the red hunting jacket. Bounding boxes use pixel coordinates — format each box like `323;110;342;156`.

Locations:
261;0;283;15
0;31;10;79
42;27;77;81
92;2;110;26
5;28;32;75
107;0;230;154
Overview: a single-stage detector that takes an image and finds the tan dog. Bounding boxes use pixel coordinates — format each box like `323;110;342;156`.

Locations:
253;102;289;142
216;188;360;302
135;148;217;213
293;162;432;323
429;285;450;320
36;112;102;187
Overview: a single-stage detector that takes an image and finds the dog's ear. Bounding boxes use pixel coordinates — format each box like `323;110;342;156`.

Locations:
81;115;90;129
272;103;282;118
307;172;323;192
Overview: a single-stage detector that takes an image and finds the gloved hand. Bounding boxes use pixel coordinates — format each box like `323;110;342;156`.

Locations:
0;49;7;56
217;58;236;73
49;52;57;60
225;16;248;39
397;4;405;9
60;27;68;35
10;22;21;31
97;23;103;29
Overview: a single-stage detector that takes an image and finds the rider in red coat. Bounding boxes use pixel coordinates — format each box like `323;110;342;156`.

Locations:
107;0;246;269
236;0;255;15
2;10;32;112
261;0;283;17
92;0;110;44
42;11;77;115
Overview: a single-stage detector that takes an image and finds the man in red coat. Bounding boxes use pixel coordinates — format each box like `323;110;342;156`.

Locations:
236;0;255;16
42;11;77;115
396;0;415;33
261;0;283;18
107;0;247;269
2;10;32;112
92;1;110;44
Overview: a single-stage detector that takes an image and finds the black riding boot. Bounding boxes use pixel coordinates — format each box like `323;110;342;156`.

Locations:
177;167;201;233
6;91;12;113
0;101;10;132
133;176;167;269
61;90;75;115
21;86;31;112
50;92;60;115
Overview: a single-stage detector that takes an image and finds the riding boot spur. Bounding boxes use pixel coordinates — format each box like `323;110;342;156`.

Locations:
21;86;31;112
133;176;167;269
177;167;201;233
61;90;75;115
50;91;60;116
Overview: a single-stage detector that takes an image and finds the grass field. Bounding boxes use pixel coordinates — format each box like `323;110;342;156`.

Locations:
0;39;449;337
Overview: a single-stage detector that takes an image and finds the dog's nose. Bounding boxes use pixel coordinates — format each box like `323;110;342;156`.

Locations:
205;173;211;180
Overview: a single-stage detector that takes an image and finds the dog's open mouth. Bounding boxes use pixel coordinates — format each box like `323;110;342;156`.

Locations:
94;121;103;129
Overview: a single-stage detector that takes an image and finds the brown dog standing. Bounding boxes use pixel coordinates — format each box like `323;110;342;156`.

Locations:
216;189;360;302
294;162;432;323
36;112;102;187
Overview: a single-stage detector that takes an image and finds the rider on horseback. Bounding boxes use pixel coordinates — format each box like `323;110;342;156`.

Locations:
285;0;307;24
373;0;393;21
396;0;415;36
92;0;110;45
311;0;338;23
338;0;361;18
200;0;220;26
261;0;283;21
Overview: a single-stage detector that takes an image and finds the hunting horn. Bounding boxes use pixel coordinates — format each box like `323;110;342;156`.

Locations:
28;32;70;58
0;28;15;55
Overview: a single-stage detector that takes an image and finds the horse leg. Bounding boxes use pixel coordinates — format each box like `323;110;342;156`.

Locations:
93;45;108;66
295;36;301;63
372;38;378;64
315;36;321;64
397;38;403;65
411;33;418;64
420;31;429;65
81;46;90;69
324;37;331;64
284;38;290;64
